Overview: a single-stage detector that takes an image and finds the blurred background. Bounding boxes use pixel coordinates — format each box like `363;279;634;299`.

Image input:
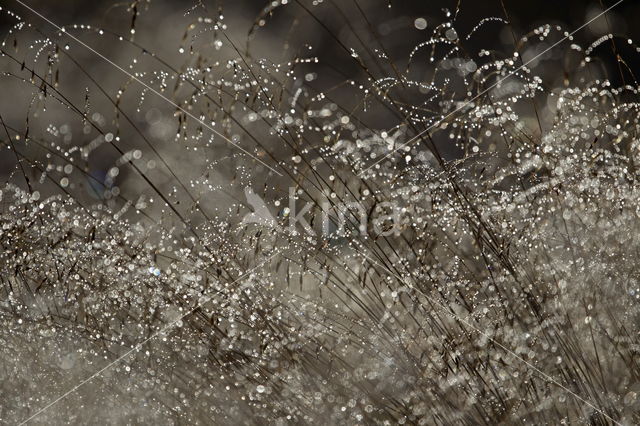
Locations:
0;0;637;217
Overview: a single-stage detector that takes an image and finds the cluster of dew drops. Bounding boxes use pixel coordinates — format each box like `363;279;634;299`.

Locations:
0;1;640;424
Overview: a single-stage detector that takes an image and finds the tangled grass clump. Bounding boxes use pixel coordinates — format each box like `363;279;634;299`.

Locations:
1;0;640;424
